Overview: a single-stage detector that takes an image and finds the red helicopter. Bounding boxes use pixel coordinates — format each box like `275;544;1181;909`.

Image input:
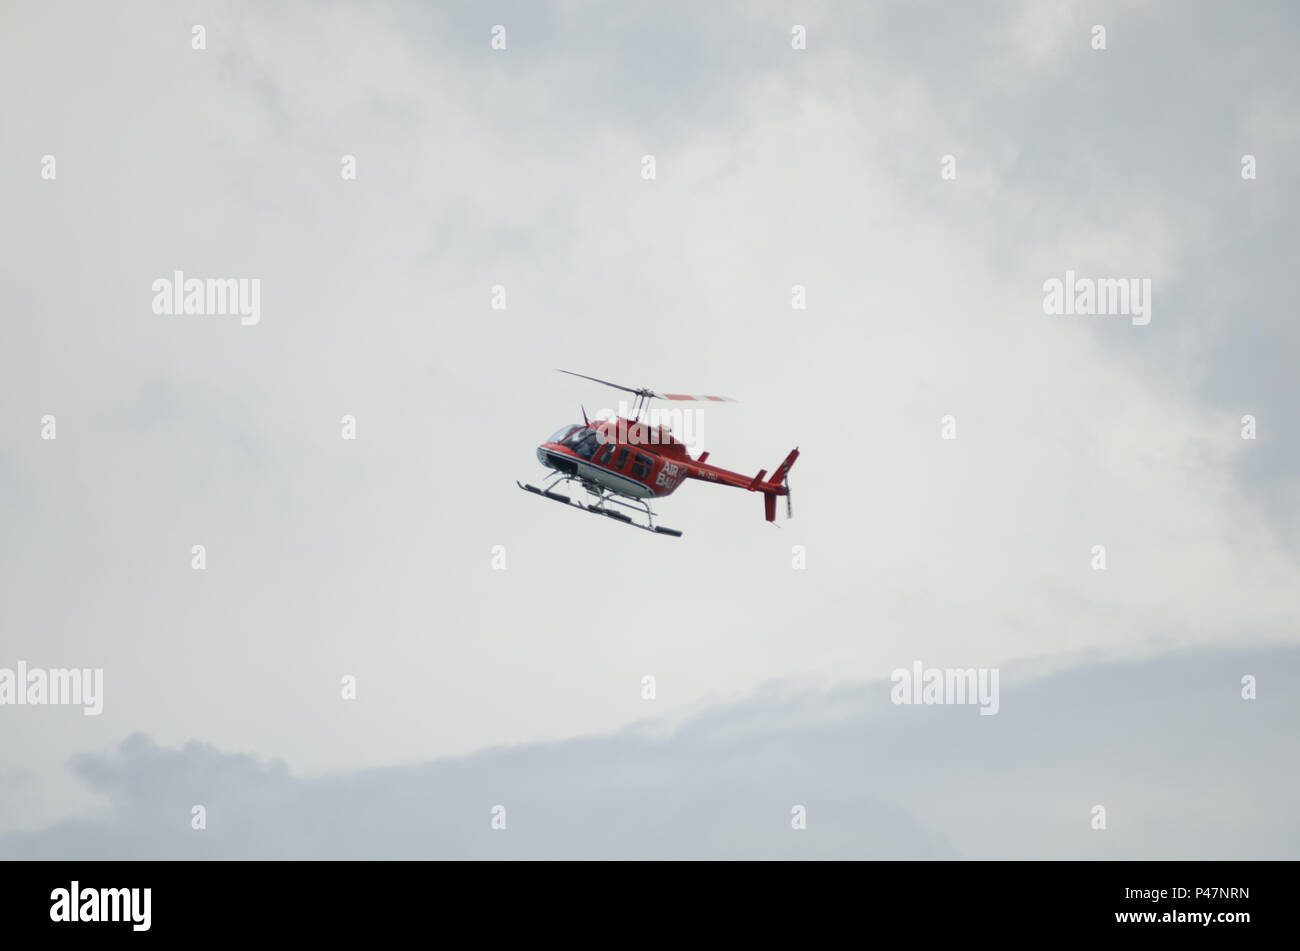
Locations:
516;370;799;537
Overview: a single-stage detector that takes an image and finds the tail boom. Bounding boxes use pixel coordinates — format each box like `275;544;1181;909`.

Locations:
685;447;799;521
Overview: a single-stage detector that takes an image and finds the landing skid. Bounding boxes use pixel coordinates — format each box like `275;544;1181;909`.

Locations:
516;476;683;537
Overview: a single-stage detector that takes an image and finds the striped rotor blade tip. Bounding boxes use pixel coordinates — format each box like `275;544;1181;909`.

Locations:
662;393;737;402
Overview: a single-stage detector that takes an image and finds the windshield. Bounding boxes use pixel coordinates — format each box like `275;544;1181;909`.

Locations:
562;427;593;448
562;427;601;459
547;424;580;444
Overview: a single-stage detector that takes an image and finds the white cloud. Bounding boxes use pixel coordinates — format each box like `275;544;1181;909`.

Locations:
1;0;1297;846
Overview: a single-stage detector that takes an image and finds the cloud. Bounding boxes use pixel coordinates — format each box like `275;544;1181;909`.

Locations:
4;647;1294;859
1;0;1297;848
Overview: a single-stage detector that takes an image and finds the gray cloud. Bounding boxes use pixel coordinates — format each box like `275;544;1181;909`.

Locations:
4;647;1294;859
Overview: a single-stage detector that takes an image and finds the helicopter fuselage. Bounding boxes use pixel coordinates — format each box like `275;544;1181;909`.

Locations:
537;418;690;500
536;415;795;506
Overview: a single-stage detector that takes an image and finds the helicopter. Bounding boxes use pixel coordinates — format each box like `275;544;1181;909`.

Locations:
516;370;799;537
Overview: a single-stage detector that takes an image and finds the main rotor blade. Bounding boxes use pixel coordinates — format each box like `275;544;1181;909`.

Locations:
556;369;659;398
556;370;736;403
659;392;738;402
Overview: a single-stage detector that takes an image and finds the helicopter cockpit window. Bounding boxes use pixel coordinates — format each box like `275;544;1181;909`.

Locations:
548;425;580;444
560;427;602;460
561;427;592;449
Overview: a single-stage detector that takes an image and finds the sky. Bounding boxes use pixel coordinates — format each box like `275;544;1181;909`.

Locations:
1;0;1297;858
